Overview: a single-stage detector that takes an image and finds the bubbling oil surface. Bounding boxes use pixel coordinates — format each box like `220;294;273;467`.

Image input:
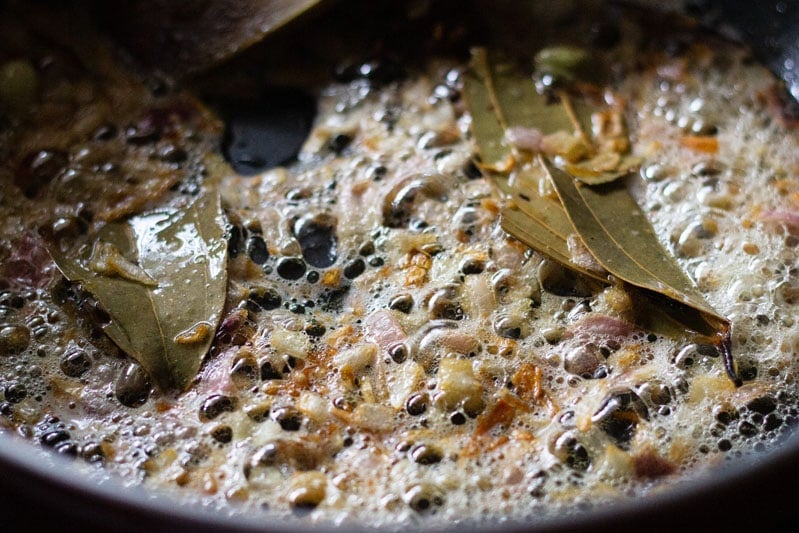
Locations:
2;2;799;529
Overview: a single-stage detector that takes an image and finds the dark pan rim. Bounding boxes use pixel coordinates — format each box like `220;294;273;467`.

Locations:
1;422;798;531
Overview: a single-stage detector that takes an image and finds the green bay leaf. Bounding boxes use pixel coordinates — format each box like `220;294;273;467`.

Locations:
47;190;228;390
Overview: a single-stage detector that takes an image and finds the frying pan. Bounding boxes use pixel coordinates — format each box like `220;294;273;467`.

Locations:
2;0;799;530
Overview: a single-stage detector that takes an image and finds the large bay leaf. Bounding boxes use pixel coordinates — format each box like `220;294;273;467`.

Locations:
464;45;737;382
541;157;737;381
47;190;228;390
541;157;725;324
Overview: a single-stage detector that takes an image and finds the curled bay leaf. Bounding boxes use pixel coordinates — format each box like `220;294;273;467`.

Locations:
564;153;642;185
465;47;638;184
46;190;228;391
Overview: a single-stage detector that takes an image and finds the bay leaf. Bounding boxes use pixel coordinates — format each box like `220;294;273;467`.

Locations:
564;153;642;185
464;46;737;382
541;157;724;323
107;0;327;78
465;45;728;328
462;48;514;172
47;190;228;390
541;157;736;380
500;207;607;283
464;47;582;262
